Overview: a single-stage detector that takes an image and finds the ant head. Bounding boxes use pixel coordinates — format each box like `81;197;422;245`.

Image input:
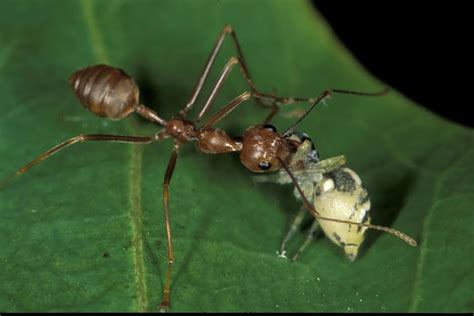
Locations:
239;124;295;173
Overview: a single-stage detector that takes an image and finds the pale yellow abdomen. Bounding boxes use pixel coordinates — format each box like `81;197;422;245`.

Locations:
314;167;371;261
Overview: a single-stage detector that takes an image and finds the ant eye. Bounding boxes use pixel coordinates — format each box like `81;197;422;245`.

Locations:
263;124;277;132
258;161;272;170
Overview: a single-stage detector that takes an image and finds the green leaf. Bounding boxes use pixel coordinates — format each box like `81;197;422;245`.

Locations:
0;0;472;312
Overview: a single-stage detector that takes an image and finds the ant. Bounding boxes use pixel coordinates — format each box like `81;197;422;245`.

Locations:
1;25;417;311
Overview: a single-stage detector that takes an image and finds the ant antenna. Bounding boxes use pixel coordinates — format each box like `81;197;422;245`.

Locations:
283;87;389;137
277;157;417;247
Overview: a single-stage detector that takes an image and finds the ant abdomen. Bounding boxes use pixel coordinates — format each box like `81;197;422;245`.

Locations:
69;64;139;120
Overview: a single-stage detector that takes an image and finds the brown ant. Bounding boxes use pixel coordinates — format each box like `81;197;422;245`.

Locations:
1;25;416;311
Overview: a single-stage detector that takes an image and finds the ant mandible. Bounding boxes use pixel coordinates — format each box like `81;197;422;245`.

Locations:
1;25;416;311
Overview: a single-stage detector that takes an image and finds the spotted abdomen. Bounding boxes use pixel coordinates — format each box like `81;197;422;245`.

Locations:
314;167;371;261
69;64;139;120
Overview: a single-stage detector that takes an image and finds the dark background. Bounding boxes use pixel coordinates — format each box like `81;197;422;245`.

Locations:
312;1;471;128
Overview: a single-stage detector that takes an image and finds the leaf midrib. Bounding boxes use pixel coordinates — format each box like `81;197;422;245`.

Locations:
80;0;148;311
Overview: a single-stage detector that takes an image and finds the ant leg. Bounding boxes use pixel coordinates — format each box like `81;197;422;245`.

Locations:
193;53;312;125
0;134;153;188
282;88;390;136
180;25;387;124
259;87;390;125
194;56;243;122
159;143;180;311
192;55;315;123
202;91;251;128
226;26;316;119
179;25;314;118
292;220;320;262
253;87;389;109
179;25;243;117
282;90;332;137
252;92;316;125
278;207;306;259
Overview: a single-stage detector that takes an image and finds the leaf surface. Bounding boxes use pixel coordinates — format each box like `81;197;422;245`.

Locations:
0;0;472;312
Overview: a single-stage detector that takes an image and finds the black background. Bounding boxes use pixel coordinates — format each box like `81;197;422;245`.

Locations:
312;1;471;128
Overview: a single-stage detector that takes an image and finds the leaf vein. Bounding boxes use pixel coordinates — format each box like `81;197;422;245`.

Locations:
408;173;441;311
407;142;472;312
79;0;148;311
80;0;109;64
128;140;148;311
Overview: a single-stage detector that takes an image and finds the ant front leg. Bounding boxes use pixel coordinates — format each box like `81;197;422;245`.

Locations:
0;134;154;188
190;54;302;127
194;56;249;122
178;25;315;121
179;25;255;118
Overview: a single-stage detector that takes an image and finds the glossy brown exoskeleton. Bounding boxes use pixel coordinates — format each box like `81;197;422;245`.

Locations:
2;25;416;311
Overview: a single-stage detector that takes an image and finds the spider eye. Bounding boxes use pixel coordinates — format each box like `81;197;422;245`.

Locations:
263;124;277;132
258;161;272;170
